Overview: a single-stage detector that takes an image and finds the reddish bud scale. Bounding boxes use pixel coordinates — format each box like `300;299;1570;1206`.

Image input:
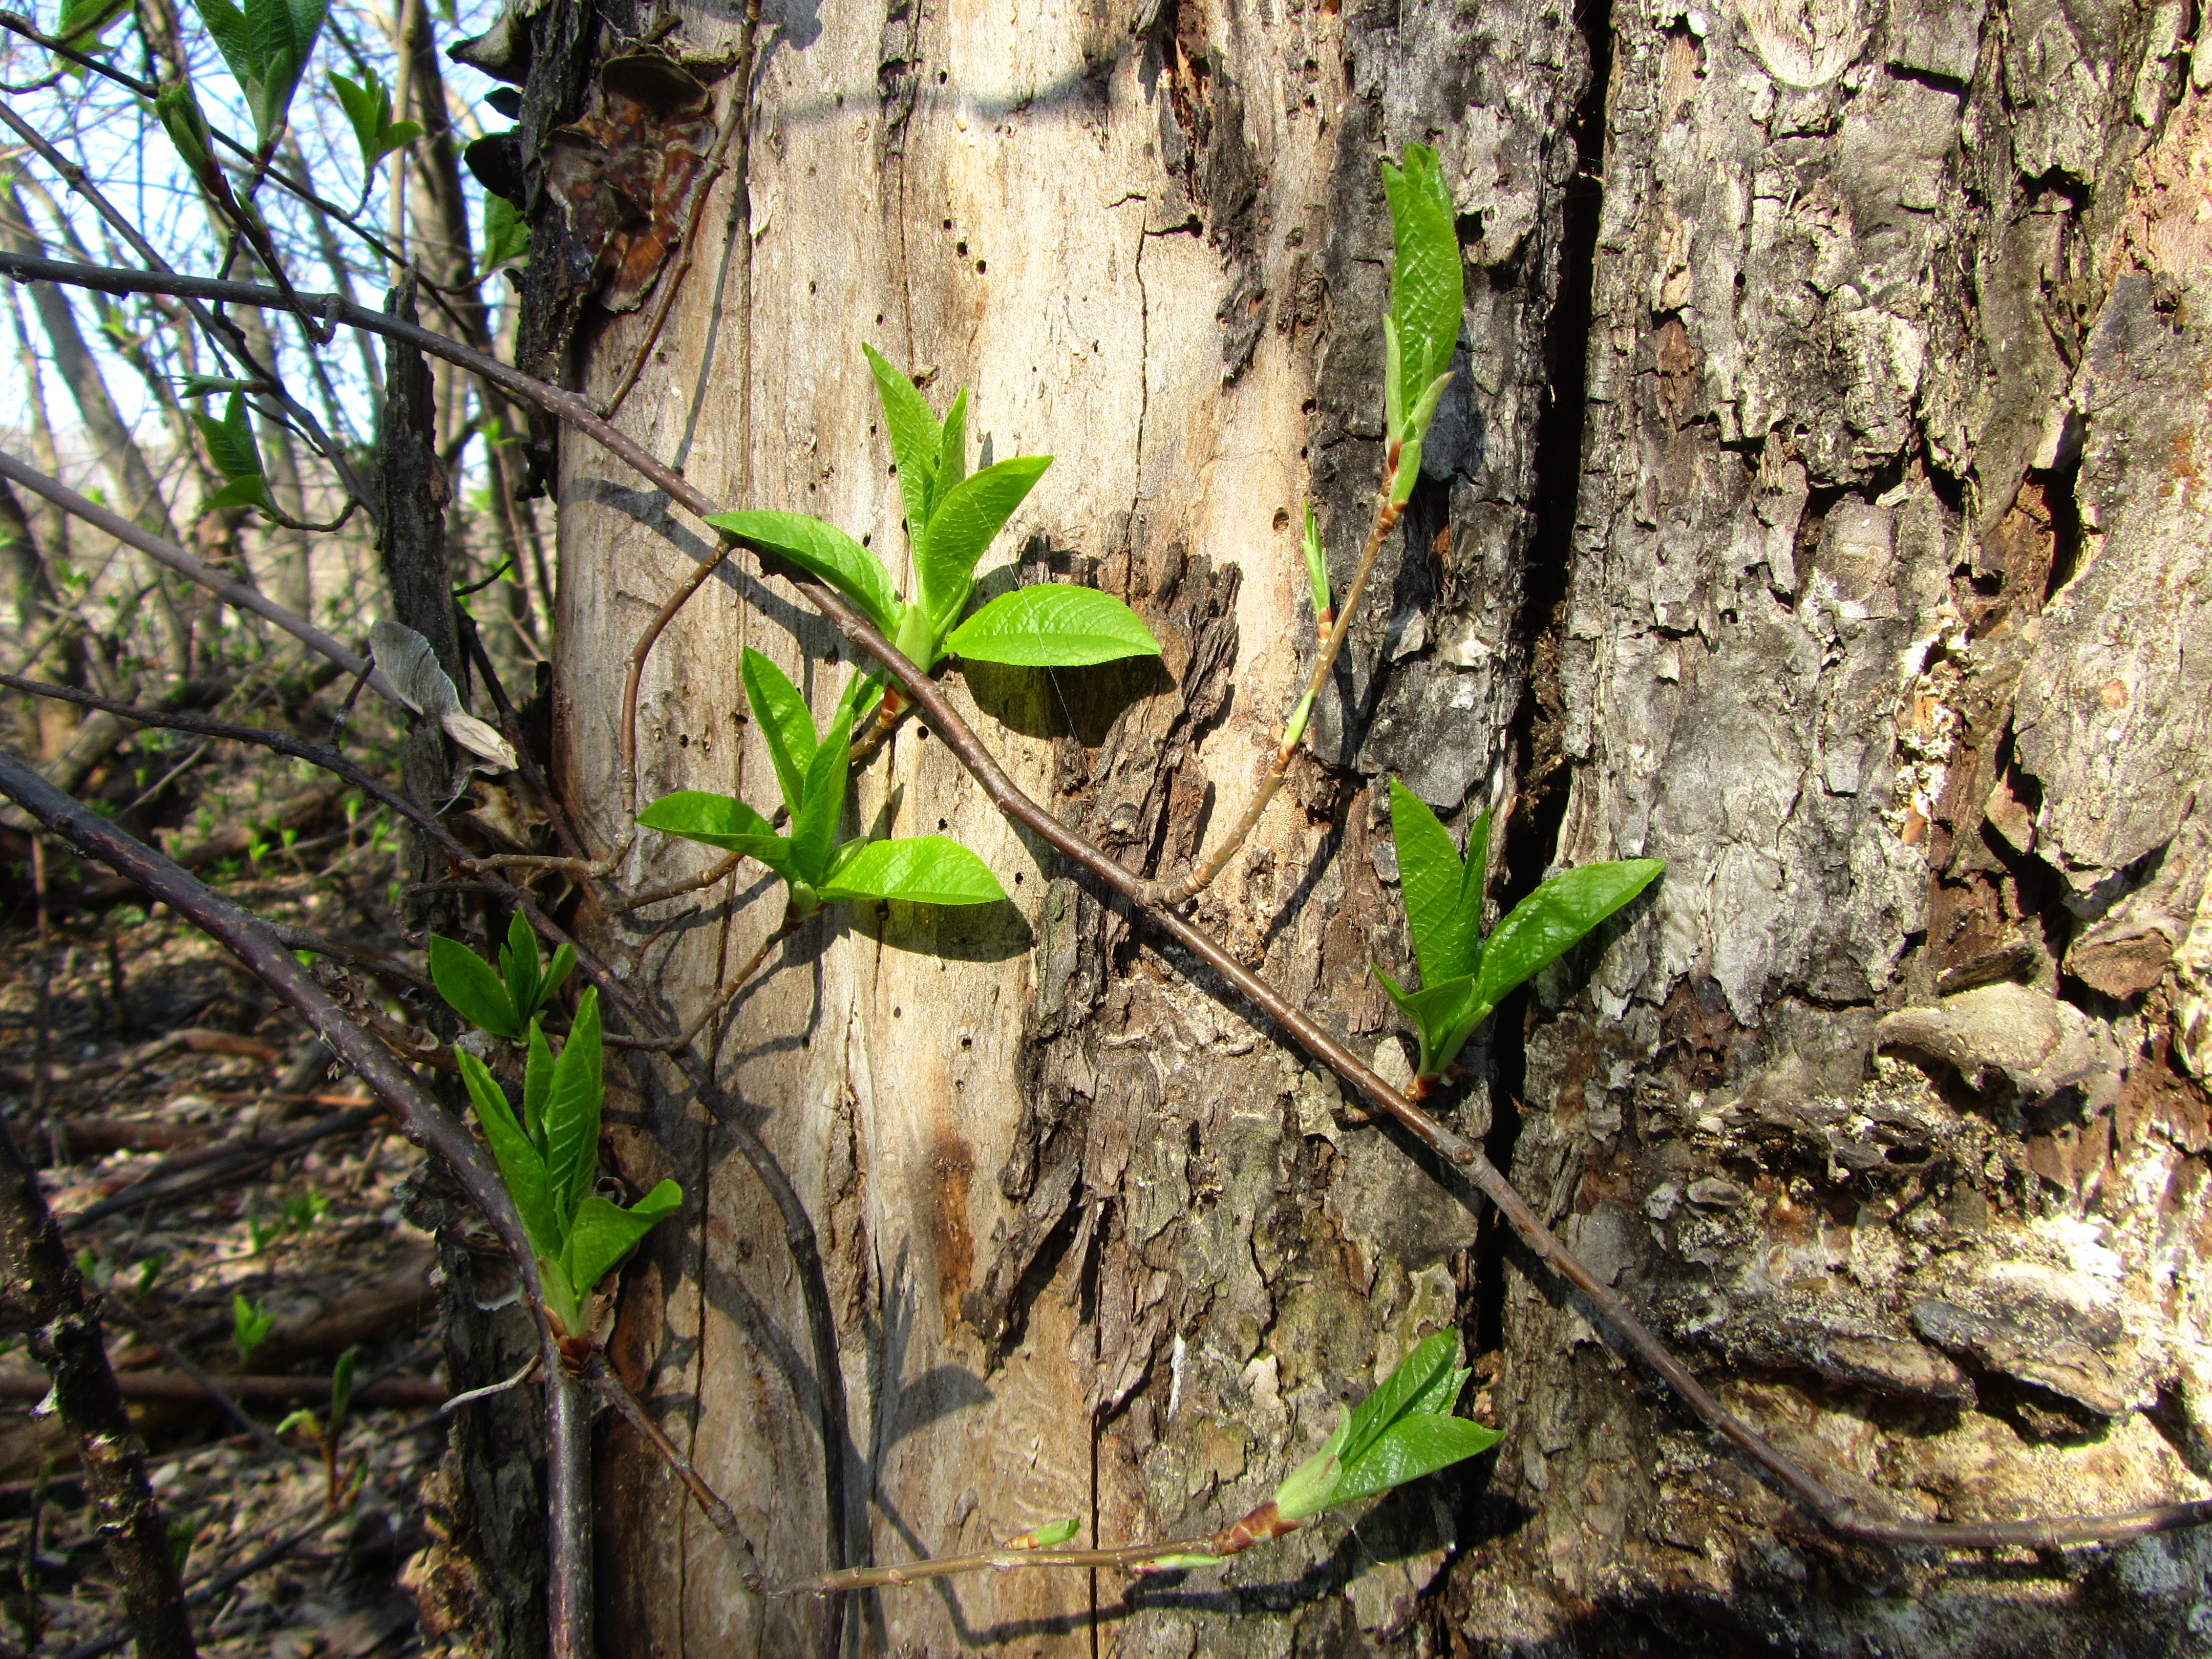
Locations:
1209;1501;1301;1556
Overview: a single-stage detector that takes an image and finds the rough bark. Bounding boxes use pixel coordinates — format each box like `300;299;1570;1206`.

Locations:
538;0;2212;1652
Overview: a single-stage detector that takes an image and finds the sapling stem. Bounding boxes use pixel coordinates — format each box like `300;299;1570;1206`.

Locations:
1139;456;1413;908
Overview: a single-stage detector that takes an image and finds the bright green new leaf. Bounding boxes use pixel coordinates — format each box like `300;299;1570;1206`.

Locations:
1302;503;1329;622
458;1049;560;1253
202;476;279;516
330;1348;358;1428
1372;962;1480;1082
542;987;603;1222
561;1180;683;1304
1326;1412;1500;1508
232;1292;274;1365
153;81;217;176
1271;1332;1496;1522
789;706;854;887
1009;1517;1081;1549
177;374;258;399
522;1019;554;1157
819;835;1006;906
932;388;969;522
1380;141;1462;440
53;0;130;51
536;1258;584;1338
945;583;1161;668
541;945;575;1008
429;934;522;1039
741;647;817;819
1473;859;1663;1016
480;194;529;274
327;69;419;177
917;455;1052;632
499;912;540;1025
193;394;264;486
1389;778;1488;988
635;791;791;870
705;509;903;639
862;343;943;539
194;0;329;141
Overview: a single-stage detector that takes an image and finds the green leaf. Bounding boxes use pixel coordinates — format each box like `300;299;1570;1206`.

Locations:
1388;779;1486;988
1341;1332;1456;1467
740;647;817;819
862;344;942;539
327;69;419;176
537;1256;584;1338
819;836;1007;906
932;388;969;522
705;511;904;638
176;375;258;398
480;193;528;274
153;81;217;175
561;1180;683;1302
1302;503;1329;622
946;584;1161;667
636;790;792;872
1327;1413;1500;1508
789;706;853;887
429;934;522;1039
522;1019;554;1158
500;912;540;1024
458;1050;559;1256
329;1347;358;1428
1373;963;1482;1082
541;944;575;1006
1380;141;1463;438
1474;859;1663;1016
190;0;256;96
53;0;130;50
193;394;263;483
1009;1517;1081;1549
916;456;1051;632
542;987;603;1229
202;476;278;515
231;1292;273;1365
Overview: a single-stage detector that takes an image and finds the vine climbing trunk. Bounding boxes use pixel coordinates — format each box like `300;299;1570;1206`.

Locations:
528;0;2212;1651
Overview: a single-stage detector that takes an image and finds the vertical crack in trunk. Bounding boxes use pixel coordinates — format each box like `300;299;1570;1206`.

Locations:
1474;0;1614;1364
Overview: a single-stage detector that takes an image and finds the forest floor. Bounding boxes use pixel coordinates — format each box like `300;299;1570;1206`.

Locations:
0;787;452;1658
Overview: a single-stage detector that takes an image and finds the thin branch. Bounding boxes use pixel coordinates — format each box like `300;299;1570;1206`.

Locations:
0;454;403;703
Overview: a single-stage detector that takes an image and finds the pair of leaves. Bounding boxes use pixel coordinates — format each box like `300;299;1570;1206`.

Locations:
231;1291;274;1365
1379;143;1463;503
190;393;279;517
637;648;1005;913
1271;1332;1499;1523
1376;777;1662;1079
192;0;329;144
454;989;683;1337
702;348;1160;675
429;912;575;1041
327;69;419;181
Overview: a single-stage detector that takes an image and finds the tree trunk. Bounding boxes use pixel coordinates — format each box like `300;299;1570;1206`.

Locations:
536;0;2212;1651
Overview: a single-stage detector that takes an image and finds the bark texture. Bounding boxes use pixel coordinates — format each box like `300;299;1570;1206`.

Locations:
541;0;2212;1651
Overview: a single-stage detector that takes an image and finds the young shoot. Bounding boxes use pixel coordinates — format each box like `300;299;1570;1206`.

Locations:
428;912;576;1043
636;648;1008;919
452;988;683;1348
704;349;1161;683
1376;777;1661;1088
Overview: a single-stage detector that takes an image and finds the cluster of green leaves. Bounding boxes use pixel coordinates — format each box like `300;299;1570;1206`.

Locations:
429;913;576;1040
638;648;1006;917
327;69;419;182
186;392;282;518
705;348;1161;678
433;924;678;1339
1270;1332;1498;1524
190;0;328;146
1379;143;1464;505
1377;778;1662;1081
231;1291;274;1365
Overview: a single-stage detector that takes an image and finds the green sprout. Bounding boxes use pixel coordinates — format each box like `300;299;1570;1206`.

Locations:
428;912;575;1043
231;1293;274;1365
1376;778;1661;1086
636;648;1007;919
